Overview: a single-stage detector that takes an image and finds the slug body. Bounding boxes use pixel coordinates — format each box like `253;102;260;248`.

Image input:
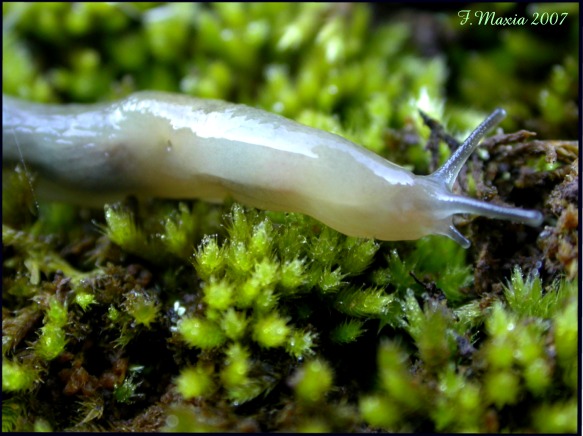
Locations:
2;91;542;247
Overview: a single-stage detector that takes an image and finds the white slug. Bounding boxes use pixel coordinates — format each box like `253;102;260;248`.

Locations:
2;91;543;248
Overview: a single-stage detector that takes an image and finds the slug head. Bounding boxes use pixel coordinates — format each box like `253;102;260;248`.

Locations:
422;108;543;248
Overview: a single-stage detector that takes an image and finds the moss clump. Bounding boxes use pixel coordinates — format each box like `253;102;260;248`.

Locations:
2;2;578;432
291;359;334;404
252;313;291;348
179;317;227;350
35;296;68;361
175;364;215;400
359;268;578;432
359;341;427;430
330;319;366;344
2;360;38;392
123;289;160;328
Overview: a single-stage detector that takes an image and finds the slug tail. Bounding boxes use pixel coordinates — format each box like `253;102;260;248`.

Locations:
431;108;506;190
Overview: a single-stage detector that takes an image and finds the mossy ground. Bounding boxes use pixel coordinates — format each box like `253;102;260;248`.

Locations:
2;3;579;432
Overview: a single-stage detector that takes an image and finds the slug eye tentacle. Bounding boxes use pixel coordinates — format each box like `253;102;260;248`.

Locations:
430;108;506;190
446;194;544;227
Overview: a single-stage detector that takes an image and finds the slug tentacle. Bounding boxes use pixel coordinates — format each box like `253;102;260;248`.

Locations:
445;225;472;249
444;194;544;227
430;108;507;190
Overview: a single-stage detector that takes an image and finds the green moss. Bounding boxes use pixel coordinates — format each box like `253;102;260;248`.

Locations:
2;168;38;228
484;370;520;409
123;289;160;328
295;418;330;433
143;3;195;64
360;394;400;430
292;359;334;404
35;324;66;361
279;259;306;290
362;348;406;428
219;308;248;340
252;313;290;348
330;319;366;344
412;305;456;373
107;305;121;322
504;266;561;318
315;266;345;293
103;205;151;260
74;292;96;312
532;400;578;433
32;418;52;432
377;341;425;410
194;236;225;280
553;285;578;389
220;342;266;402
2;398;27;432
202;279;234;311
35;297;68;361
334;286;395;318
431;366;481;432
113;368;143;404
162;203;201;259
2;360;38;392
176;364;215;400
285;328;316;359
179;317;226;349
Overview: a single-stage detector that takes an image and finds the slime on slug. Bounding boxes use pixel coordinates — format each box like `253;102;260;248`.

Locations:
2;92;543;248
